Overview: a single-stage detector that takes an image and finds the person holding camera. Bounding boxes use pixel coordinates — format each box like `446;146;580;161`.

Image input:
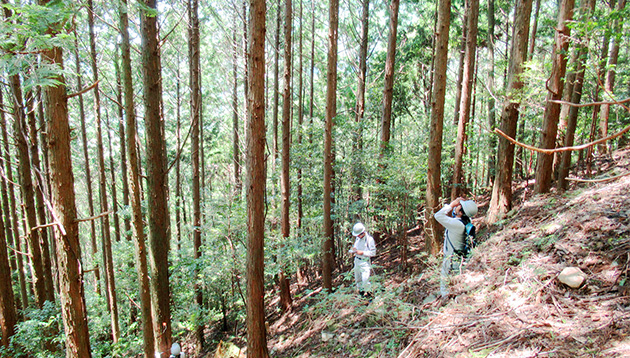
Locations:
434;197;478;298
349;222;376;297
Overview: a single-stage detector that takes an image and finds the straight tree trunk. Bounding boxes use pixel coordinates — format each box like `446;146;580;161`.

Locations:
452;1;468;126
528;0;542;60
232;17;242;195
72;26;100;295
38;0;92;352
598;0;626;154
557;0;596;190
308;0;315;144
487;0;497;186
0;91;27;311
176;55;182;252
87;0;120;341
352;0;370;202
272;0;282;166
0;206;17;348
140;0;172;355
534;0;575;194
451;0;479;200
114;53;131;242
487;0;533;223
296;0;304;228
246;0;269;356
188;0;204;351
424;0;451;255
106;110;122;244
279;0;293;312
120;0;155;355
380;0;400;154
322;0;339;291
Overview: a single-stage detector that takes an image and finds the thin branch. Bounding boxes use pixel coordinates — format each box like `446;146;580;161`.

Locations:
77;210;113;223
31;222;59;232
494;121;630;154
565;171;630;183
67;80;99;99
549;96;630;108
6;245;31;258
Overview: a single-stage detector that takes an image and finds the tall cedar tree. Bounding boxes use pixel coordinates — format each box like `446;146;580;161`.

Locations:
534;0;575;193
87;0;120;341
39;0;92;355
296;0;304;227
232;16;242;194
425;0;451;255
380;0;400;154
279;0;293;312
558;0;596;190
487;0;533;223
352;0;370;202
120;0;155;355
486;0;497;185
140;0;172;355
451;0;479;200
188;0;204;351
246;0;270;355
323;0;339;290
0;200;17;348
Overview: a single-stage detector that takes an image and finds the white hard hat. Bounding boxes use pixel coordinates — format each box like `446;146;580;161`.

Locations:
352;222;366;236
460;200;478;217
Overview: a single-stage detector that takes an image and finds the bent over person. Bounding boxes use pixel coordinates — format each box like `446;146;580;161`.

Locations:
434;197;478;298
349;222;376;297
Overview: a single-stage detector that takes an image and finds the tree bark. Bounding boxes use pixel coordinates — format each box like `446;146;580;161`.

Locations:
534;0;575;194
558;0;596;190
39;0;92;352
233;17;242;195
451;0;479;200
487;0;533;223
528;0;542;61
452;0;468;126
246;0;270;356
114;53;131;242
424;0;451;255
87;0;120;341
296;0;304;228
187;0;204;351
0;203;17;348
279;0;293;312
380;0;400;154
486;0;497;186
352;0;370;202
322;0;339;291
72;26;100;295
120;0;155;355
140;0;172;355
598;0;626;154
272;0;282;167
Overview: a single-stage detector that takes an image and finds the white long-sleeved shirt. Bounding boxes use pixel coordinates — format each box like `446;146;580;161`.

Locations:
434;204;466;255
352;233;376;259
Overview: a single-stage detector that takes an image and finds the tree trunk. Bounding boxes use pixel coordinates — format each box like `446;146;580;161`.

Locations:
140;0;172;355
72;26;100;295
175;54;183;253
296;0;304;228
487;0;533;223
452;0;468;126
233;17;242;195
534;0;575;194
0;91;27;312
114;54;131;242
187;0;204;351
381;0;400;154
106;110;122;244
120;0;155;355
38;1;92;352
599;0;626;154
558;0;596;190
451;0;479;200
322;0;339;291
87;0;120;341
279;0;293;312
528;0;542;60
486;0;497;186
0;206;17;348
273;0;282;167
246;0;270;356
352;0;370;202
424;0;451;256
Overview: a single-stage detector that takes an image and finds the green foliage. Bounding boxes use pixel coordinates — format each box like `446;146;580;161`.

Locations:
3;302;64;358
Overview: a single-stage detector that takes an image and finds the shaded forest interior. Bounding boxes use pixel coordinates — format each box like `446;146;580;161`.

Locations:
0;0;629;357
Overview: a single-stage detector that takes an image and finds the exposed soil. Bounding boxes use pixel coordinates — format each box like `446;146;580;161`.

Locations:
211;148;630;357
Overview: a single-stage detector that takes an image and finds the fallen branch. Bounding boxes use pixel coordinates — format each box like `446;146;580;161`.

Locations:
67;80;99;99
77;210;113;223
565;171;630;183
494;123;630;154
30;222;59;232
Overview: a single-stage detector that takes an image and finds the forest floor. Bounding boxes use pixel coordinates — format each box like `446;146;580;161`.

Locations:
209;148;630;358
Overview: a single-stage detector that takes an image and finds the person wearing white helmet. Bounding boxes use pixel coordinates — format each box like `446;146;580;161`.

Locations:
434;197;478;298
348;222;376;297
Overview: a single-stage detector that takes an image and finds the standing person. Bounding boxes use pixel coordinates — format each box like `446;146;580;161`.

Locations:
349;222;376;297
434;197;478;298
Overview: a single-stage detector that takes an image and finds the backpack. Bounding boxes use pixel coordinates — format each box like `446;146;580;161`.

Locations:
454;222;477;258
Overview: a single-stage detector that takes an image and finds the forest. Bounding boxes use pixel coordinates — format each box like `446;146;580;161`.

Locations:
0;0;629;357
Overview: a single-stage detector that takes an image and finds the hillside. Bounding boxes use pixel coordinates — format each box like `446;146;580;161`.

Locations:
211;148;630;358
